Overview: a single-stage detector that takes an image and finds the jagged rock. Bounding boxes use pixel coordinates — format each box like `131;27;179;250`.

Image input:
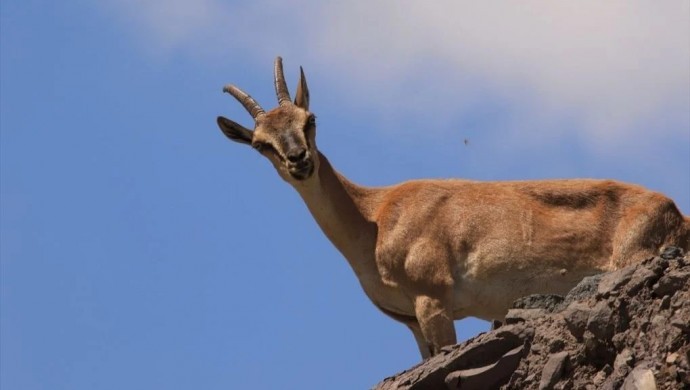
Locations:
586;301;614;341
664;353;678;365
562;274;602;305
444;346;524;390
505;308;547;324
670;309;690;332
653;271;689;297
513;294;564;312
561;302;590;340
373;248;690;389
626;266;658;296
661;246;684;260
538;351;569;390
614;348;634;371
622;364;657;390
597;267;635;297
374;325;533;390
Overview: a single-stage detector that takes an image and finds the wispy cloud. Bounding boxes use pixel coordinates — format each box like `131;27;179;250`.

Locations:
104;1;689;155
103;0;226;50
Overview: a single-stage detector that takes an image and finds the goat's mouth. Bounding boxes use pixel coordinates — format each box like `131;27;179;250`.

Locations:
288;160;314;180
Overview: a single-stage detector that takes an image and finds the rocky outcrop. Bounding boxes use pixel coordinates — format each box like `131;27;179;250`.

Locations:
374;247;690;389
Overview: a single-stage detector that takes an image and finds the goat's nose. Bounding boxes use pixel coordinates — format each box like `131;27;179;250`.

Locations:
286;147;307;163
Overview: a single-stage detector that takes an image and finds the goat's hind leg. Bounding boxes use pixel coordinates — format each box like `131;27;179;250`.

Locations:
612;195;688;268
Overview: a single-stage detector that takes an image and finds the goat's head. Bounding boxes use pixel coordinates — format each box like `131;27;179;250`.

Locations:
217;57;317;183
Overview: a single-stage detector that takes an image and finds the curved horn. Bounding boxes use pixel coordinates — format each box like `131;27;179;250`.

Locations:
223;84;265;119
273;56;292;106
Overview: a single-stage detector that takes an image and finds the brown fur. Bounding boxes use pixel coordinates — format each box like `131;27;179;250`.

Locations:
217;58;690;359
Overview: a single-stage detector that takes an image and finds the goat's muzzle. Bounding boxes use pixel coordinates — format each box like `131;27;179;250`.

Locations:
287;152;314;180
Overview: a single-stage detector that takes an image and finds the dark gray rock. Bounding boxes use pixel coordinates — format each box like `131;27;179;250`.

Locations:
626;267;659;296
513;294;564;312
653;271;690;297
562;274;602;307
660;246;684;260
561;302;590;340
587;301;614;341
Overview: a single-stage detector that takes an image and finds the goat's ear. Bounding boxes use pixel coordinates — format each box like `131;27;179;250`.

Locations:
294;66;310;110
217;116;253;145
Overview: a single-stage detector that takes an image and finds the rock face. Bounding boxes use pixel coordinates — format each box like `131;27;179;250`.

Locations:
373;248;690;390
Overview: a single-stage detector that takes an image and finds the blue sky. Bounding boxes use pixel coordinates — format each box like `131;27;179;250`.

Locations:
1;1;688;389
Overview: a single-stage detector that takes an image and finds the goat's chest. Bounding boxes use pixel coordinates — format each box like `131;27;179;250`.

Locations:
357;272;416;317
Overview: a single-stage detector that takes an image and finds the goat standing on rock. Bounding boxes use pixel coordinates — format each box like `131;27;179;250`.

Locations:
216;57;690;359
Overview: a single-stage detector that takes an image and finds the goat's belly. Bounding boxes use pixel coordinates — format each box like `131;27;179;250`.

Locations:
451;267;600;321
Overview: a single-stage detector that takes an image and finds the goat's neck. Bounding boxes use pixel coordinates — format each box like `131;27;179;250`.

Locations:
293;152;379;277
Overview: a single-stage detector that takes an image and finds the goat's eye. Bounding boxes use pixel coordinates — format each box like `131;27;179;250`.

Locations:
253;142;275;153
307;115;316;126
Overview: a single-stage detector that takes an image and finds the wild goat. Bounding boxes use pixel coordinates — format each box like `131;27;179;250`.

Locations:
216;57;690;359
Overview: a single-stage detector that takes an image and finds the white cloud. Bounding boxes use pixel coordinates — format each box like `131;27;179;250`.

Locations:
104;0;689;152
310;2;689;144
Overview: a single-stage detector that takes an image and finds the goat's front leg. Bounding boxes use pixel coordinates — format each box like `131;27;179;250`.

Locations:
407;322;432;359
413;294;456;357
